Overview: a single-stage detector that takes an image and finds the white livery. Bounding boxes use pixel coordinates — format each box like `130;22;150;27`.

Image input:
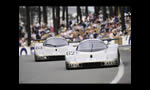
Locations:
65;39;120;69
34;37;69;61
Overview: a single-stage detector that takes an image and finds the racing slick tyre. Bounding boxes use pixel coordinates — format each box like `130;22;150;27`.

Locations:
34;54;40;62
65;62;71;70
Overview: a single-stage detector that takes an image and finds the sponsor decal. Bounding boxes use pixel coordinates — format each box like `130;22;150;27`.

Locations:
66;51;75;56
19;47;35;56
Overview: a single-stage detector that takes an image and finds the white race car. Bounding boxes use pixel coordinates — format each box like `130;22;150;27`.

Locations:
65;39;120;69
34;37;69;61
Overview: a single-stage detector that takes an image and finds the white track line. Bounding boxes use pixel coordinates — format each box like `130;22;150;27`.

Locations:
110;58;124;84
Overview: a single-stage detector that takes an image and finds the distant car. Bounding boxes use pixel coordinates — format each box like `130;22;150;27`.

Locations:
34;37;69;61
65;39;120;69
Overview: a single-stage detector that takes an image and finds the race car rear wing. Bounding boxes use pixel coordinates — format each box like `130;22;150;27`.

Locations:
32;39;80;43
67;38;120;43
101;38;119;41
32;37;120;44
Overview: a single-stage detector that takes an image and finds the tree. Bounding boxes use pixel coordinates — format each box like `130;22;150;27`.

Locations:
94;6;99;16
66;6;69;29
103;7;107;21
114;6;118;16
38;6;41;25
79;6;82;21
120;6;126;32
94;6;97;14
52;6;57;34
62;6;65;21
109;6;113;17
56;6;60;30
25;6;31;46
85;6;88;19
77;6;82;22
77;6;79;23
43;6;47;25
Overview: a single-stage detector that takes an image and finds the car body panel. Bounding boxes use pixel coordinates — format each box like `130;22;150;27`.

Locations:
34;37;70;61
65;39;119;69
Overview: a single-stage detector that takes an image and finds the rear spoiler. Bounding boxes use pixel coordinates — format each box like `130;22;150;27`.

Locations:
67;38;120;43
32;37;120;43
33;38;80;43
101;38;119;41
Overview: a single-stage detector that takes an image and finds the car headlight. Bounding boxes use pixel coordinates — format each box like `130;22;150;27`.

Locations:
67;61;79;67
70;63;79;67
105;61;116;65
68;61;76;64
38;56;47;59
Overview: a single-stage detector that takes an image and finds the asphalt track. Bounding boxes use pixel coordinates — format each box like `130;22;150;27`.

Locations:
19;45;131;84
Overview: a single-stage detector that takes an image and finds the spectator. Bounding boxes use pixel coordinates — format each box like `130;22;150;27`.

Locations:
19;23;24;38
113;30;117;37
114;16;119;23
31;31;36;40
83;32;89;39
96;34;102;39
79;34;83;40
50;26;54;32
36;32;41;40
128;32;131;45
93;31;98;38
89;32;94;39
19;9;131;46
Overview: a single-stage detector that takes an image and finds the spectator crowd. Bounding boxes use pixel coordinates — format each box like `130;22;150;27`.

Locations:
19;11;131;47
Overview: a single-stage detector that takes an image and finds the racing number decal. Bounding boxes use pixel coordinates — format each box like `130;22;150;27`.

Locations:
66;51;75;56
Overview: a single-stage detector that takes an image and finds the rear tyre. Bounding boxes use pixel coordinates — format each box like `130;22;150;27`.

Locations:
34;54;40;62
65;62;71;70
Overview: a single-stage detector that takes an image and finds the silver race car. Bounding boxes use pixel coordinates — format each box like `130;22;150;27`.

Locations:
34;37;69;61
65;39;120;69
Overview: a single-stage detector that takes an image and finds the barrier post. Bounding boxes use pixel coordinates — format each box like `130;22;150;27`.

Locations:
118;37;122;45
114;37;122;45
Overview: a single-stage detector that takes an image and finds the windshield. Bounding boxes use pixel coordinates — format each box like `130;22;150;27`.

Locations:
44;38;68;47
78;40;107;52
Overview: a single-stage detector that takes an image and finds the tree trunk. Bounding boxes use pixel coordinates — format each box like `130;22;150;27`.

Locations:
77;6;79;23
56;6;60;30
79;6;82;21
94;6;99;16
26;6;31;46
52;6;57;34
66;6;69;29
85;6;88;19
109;6;113;17
43;6;47;25
121;6;126;32
38;6;41;25
114;6;118;16
62;6;65;21
94;6;96;14
103;7;107;21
